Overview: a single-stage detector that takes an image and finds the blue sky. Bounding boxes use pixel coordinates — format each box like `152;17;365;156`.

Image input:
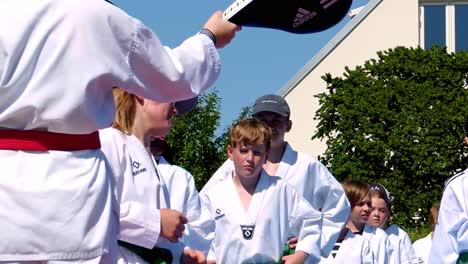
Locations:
113;0;368;132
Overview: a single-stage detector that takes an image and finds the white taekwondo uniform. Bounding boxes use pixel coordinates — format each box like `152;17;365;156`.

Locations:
363;225;394;264
429;169;468;264
385;224;417;264
100;128;173;264
201;171;323;264
412;233;432;264
201;142;350;257
0;0;221;261
321;229;374;264
157;156;214;260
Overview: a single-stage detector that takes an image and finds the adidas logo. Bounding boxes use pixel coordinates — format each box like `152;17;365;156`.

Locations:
293;8;317;28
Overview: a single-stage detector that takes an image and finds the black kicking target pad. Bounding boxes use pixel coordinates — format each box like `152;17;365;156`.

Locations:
223;0;353;34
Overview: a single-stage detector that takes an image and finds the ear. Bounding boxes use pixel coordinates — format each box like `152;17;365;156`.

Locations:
135;95;145;105
286;120;292;132
227;145;234;160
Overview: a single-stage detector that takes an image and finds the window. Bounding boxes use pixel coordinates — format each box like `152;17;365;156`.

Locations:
455;5;468;51
420;1;468;52
423;5;446;49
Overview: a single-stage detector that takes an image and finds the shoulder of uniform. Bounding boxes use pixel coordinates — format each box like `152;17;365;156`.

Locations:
444;169;468;189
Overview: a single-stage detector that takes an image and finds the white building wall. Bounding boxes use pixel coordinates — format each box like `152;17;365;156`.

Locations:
282;0;420;158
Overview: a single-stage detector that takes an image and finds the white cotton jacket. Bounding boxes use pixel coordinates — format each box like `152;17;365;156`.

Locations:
201;143;350;257
157;157;215;260
363;225;394;264
0;0;220;260
385;224;418;264
100;128;168;251
412;233;432;264
201;171;323;263
429;169;468;264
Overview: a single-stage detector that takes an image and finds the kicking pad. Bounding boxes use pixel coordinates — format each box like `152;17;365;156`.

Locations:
223;0;353;34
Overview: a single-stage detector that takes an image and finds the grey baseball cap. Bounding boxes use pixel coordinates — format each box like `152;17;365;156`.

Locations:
175;96;198;115
252;94;290;117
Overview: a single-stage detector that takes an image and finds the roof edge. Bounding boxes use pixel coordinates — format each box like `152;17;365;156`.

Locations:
277;0;384;97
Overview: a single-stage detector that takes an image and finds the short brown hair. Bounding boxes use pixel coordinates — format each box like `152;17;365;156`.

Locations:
228;118;271;151
342;180;370;208
112;87;136;134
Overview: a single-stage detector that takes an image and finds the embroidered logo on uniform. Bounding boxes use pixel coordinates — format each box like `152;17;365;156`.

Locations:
131;161;147;176
240;225;255;240
214;208;225;220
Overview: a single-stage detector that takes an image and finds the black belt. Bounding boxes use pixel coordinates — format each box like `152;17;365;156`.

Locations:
118;240;173;264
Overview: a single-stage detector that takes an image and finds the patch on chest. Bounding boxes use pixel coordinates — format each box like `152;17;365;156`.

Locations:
240;225;255;240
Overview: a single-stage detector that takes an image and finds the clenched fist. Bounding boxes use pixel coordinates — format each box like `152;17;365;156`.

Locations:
160;208;187;243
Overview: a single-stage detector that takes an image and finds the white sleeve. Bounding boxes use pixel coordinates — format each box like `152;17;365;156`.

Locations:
429;176;467;264
401;232;418;264
362;239;375;264
309;161;350;256
182;171;215;255
85;0;221;103
289;186;323;263
99;129;161;249
127;22;221;102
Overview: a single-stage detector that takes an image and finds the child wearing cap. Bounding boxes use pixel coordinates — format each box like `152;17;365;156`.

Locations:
201;94;350;257
100;88;207;263
200;118;323;263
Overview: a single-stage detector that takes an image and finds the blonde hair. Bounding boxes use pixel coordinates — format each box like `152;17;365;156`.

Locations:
342;180;370;208
228;118;271;151
112;87;136;134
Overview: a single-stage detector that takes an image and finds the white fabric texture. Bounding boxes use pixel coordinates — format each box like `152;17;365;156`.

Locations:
157;157;214;261
363;225;394;264
201;171;323;264
428;169;468;264
412;233;432;264
201;142;350;257
0;0;221;260
385;224;418;264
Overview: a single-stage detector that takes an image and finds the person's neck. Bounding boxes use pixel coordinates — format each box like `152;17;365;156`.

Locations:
131;126;152;147
267;141;286;163
233;171;260;194
346;221;365;233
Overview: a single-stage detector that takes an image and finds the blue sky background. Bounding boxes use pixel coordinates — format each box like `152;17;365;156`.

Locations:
113;0;368;132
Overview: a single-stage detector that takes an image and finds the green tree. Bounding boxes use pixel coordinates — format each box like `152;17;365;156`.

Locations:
314;46;468;228
165;91;225;189
217;105;253;160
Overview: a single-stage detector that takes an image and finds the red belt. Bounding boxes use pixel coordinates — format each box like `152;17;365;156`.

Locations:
0;130;101;151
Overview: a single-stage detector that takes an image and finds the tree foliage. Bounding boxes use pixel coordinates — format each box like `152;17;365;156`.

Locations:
164;91;252;189
314;46;468;228
165;91;226;189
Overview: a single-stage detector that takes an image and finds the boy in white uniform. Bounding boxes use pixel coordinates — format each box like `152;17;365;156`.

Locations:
322;180;374;264
428;168;468;264
0;0;239;262
201;94;350;257
201;118;323;264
